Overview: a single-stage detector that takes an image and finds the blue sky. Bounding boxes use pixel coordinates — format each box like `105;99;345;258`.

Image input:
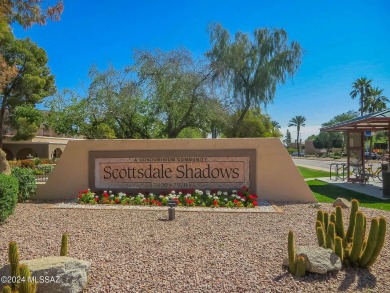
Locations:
12;0;390;139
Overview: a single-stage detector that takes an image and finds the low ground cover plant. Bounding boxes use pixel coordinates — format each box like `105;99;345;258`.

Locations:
78;186;259;208
0;174;18;223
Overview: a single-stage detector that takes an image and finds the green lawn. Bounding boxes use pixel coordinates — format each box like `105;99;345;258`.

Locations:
307;180;390;211
297;166;333;178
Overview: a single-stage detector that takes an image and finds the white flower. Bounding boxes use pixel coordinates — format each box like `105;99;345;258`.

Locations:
241;198;245;202
171;191;176;194
206;190;211;195
185;194;191;198
178;192;182;195
232;190;237;194
214;196;218;200
217;191;222;196
110;194;114;198
95;195;99;198
223;192;228;196
109;190;112;194
208;194;213;199
159;195;165;199
224;198;228;201
118;192;126;197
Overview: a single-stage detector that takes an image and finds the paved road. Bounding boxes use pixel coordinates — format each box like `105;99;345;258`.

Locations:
292;158;345;171
292;158;383;171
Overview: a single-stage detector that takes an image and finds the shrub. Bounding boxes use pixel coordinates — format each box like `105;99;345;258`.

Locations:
36;164;55;174
333;156;341;159
33;158;42;165
20;160;35;169
287;148;298;155
0;174;19;223
11;167;36;202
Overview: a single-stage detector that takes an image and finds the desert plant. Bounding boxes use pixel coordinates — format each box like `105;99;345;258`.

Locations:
18;264;37;293
287;230;306;277
288;230;296;274
8;242;20;291
60;233;68;256
0;175;19;223
315;200;387;268
1;286;12;293
295;256;306;277
11;167;36;202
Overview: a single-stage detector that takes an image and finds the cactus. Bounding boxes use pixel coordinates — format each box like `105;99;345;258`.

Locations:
288;230;296;274
19;264;37;293
295;256;306;277
330;212;336;225
317;210;324;226
326;222;336;250
2;286;12;293
335;237;344;262
316;225;326;247
346;199;359;242
324;212;329;233
8;241;20;291
60;233;69;256
349;211;365;264
359;218;378;267
335;206;345;239
362;216;387;267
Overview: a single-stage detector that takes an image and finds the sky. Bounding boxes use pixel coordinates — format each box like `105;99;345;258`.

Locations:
12;0;390;140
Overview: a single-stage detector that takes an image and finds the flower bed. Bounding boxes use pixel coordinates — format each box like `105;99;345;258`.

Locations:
78;186;259;208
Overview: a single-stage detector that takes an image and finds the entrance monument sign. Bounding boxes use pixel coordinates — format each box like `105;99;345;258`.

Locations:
36;138;316;203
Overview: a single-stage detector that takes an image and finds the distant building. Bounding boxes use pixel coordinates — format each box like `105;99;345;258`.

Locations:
2;118;82;160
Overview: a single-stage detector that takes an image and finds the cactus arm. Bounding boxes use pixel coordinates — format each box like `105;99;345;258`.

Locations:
335;206;345;239
295;256;306;277
349;212;365;264
60;233;69;256
288;230;296;274
335;237;344;262
8;242;20;291
346;199;359;242
363;216;387;267
324;212;329;233
316;226;326;247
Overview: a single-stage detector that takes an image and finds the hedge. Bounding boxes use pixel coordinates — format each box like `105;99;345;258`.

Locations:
0;174;19;223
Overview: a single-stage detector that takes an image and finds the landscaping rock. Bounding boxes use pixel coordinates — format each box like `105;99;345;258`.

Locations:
0;148;11;175
0;256;91;293
333;197;351;208
283;245;342;274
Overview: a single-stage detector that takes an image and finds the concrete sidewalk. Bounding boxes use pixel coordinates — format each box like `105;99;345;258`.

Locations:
298;164;389;200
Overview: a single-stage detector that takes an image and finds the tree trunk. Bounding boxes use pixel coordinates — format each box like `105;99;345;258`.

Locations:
296;130;300;157
0;101;6;149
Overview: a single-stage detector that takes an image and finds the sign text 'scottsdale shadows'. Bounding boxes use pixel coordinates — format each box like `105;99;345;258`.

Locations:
92;155;252;191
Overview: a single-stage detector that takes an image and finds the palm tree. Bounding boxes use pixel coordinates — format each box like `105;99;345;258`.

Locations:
288;116;306;157
350;77;372;116
363;87;388;113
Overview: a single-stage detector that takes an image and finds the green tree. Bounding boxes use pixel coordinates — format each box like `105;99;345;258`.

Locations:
363;87;388;113
0;36;55;147
350;77;372;116
134;48;217;138
283;129;292;146
10;104;43;140
47;66;157;139
314;132;343;156
1;0;63;28
206;23;303;136
224;108;279;138
322;110;359;154
288;115;306;157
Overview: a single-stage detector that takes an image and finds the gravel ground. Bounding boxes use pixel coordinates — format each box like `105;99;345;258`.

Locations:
0;203;389;293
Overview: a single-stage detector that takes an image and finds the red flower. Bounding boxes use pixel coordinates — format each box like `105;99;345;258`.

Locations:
94;197;99;202
84;189;89;194
213;199;219;206
78;194;82;199
103;192;109;198
242;185;247;190
233;199;238;204
252;201;258;206
115;198;120;203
